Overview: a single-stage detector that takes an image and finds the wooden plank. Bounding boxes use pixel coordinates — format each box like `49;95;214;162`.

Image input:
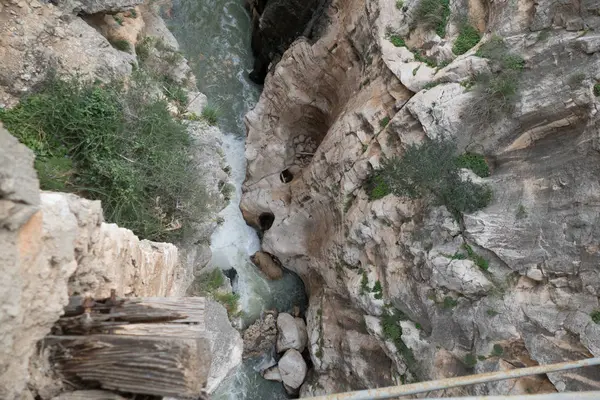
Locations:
57;297;206;335
108;323;206;338
48;334;212;398
120;297;206;326
51;390;128;400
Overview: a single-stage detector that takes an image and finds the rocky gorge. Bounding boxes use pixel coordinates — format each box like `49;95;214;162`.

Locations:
241;0;600;396
0;0;246;397
3;0;600;398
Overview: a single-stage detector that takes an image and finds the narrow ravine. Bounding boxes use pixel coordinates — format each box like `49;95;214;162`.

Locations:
165;0;307;398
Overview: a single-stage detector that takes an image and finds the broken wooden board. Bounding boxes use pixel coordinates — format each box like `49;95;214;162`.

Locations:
57;297;206;335
51;390;128;400
49;296;211;398
48;334;211;398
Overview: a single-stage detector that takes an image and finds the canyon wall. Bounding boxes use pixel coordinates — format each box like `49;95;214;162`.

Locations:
242;0;600;395
0;0;239;397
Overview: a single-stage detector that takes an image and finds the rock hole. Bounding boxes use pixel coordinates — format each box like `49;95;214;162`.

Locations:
280;168;294;183
259;212;275;231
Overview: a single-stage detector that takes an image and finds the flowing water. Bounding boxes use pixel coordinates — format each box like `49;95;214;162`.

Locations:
165;1;307;398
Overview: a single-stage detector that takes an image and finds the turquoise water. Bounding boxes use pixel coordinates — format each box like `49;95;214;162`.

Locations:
167;0;259;135
165;1;306;398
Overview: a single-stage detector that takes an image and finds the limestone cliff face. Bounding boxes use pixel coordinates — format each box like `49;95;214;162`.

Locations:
0;125;183;400
242;0;600;395
0;0;238;398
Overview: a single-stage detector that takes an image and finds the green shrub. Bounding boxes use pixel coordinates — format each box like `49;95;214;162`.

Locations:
114;15;124;25
368;174;391;200
478;355;487;361
593;83;600;96
380;116;391;128
468;70;519;123
373;138;492;216
463;243;489;271
381;309;417;371
382;311;403;342
163;80;188;106
423;81;440;90
360;271;369;295
111;39;130;52
129;8;137;18
591;310;600;324
450;252;467;260
415;322;422;330
201;105;220;126
516;204;527;219
455;153;489;177
191;268;225;295
453;25;481;55
491;344;504;356
135;37;153;62
413;50;437;68
537;29;550;41
476;36;524;71
568;72;586;86
389;35;406;47
464;354;477;367
502;54;525;71
486;309;499;317
214;292;240;315
0;75;209;241
372;280;383;299
396;0;404;9
475;35;505;59
443;296;458;309
415;0;450;37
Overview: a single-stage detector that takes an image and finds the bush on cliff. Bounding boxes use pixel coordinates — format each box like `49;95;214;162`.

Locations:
0;73;208;241
369;138;492;218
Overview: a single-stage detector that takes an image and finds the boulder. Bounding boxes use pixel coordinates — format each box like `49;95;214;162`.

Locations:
76;0;143;14
203;301;244;392
251;251;283;280
242;310;278;358
276;313;308;353
278;349;307;390
262;366;282;382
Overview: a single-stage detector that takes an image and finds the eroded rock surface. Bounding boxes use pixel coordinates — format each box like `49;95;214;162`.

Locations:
278;348;308;391
276;312;308;353
243;310;278;358
242;0;600;394
0;125;188;400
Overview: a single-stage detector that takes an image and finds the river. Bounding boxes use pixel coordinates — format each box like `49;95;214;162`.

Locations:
165;0;307;398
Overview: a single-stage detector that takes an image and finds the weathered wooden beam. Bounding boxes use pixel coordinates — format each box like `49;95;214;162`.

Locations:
47;334;211;398
51;390;128;400
57;297;206;335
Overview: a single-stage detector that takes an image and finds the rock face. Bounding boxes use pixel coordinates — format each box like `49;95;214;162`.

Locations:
242;0;600;395
57;193;181;298
278;349;308;390
245;0;323;83
0;0;135;108
0;125;184;400
243;310;278;358
203;300;244;393
251;251;284;279
0;3;234;399
276;312;308;353
301;290;397;396
76;0;143;14
263;366;283;382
